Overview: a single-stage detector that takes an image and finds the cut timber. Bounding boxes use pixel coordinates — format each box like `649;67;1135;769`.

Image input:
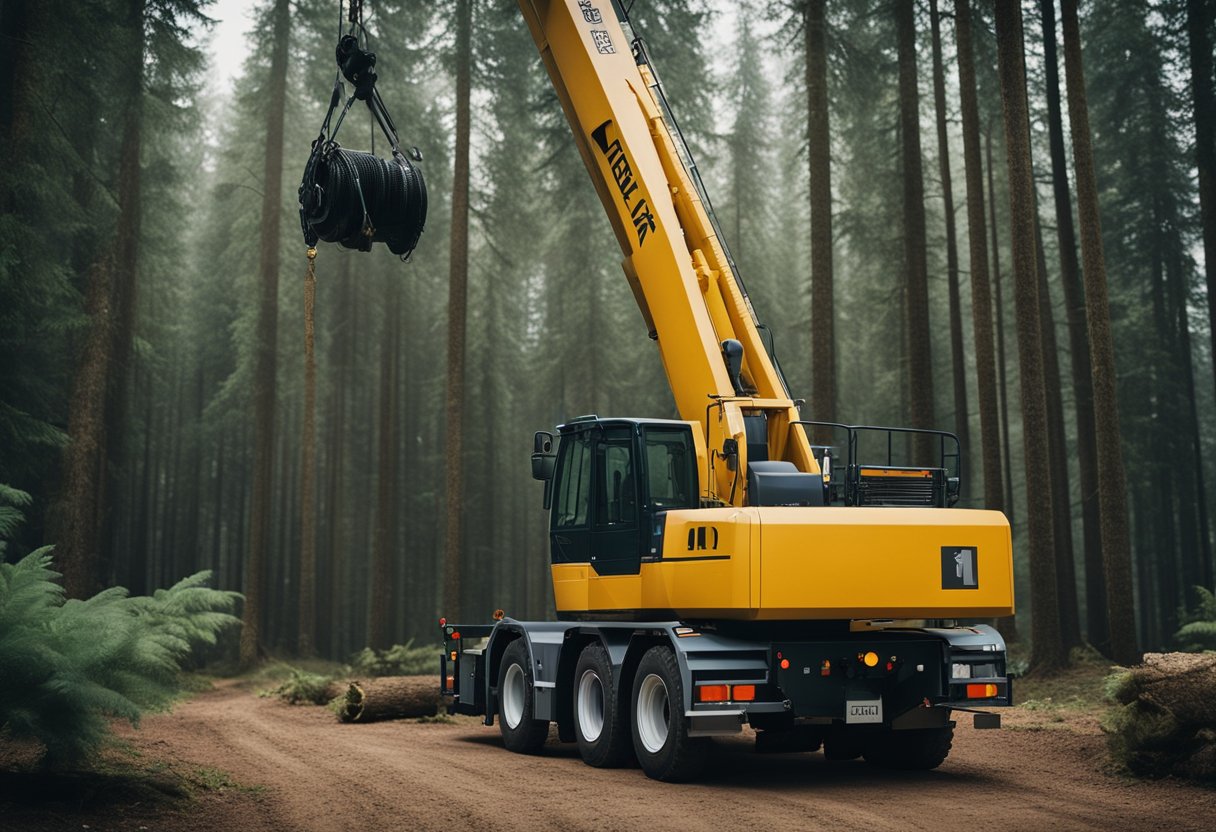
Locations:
339;677;442;723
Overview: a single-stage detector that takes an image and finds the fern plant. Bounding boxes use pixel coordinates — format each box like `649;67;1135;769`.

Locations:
0;489;242;767
1174;587;1216;652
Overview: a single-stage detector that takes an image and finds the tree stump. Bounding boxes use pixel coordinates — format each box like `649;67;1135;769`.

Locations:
338;676;442;723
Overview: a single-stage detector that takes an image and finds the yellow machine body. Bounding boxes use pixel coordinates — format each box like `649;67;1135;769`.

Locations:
552;507;1013;620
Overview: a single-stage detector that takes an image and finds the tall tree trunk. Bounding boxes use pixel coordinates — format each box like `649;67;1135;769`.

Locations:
930;0;970;492
1059;0;1139;665
52;0;145;598
298;248;318;656
1041;0;1106;650
995;1;1064;672
954;0;1003;512
241;0;290;668
895;0;935;464
0;0;29;203
1188;0;1216;406
443;0;472;621
1173;249;1213;593
806;0;835;430
986;123;1016;527
1035;218;1082;650
370;277;401;650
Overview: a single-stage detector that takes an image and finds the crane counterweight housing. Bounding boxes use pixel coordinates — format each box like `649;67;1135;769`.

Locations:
439;0;1015;782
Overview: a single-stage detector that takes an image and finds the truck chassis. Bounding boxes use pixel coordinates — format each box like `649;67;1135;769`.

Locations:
442;617;1010;781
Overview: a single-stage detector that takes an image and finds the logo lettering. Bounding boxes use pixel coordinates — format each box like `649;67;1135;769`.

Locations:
591;120;658;247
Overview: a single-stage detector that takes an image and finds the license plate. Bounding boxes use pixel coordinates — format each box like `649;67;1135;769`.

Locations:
846;699;883;724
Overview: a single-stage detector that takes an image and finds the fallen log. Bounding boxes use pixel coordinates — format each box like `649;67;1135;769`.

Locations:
1106;652;1216;783
338;676;442;723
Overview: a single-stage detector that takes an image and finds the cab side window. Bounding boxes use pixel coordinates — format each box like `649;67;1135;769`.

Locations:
644;427;697;509
554;432;593;528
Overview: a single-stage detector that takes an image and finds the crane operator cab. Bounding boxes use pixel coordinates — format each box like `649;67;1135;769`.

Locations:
532;416;700;578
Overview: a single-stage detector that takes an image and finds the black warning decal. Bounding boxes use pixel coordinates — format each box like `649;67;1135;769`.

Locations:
941;546;979;589
591;119;657;247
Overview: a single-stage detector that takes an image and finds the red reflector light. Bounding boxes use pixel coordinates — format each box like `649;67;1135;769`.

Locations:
820;660;831;677
886;661;894;672
780;659;790;670
451;631;460;640
733;685;756;702
697;684;730;702
445;675;455;690
966;683;999;699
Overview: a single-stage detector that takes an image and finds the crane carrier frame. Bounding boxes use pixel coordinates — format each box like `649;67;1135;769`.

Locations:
440;0;1013;782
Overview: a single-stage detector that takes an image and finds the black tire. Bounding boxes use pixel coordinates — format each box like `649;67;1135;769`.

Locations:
863;725;954;770
630;645;708;782
497;639;549;754
574;643;632;767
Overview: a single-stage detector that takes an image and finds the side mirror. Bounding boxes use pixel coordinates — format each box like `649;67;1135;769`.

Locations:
532;431;556;481
722;437;738;472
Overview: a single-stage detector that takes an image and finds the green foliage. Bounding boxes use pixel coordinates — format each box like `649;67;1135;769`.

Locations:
348;639;438;678
0;549;241;768
263;667;337;705
1174;587;1216;652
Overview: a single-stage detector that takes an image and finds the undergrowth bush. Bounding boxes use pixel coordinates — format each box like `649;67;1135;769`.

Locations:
349;639;438;677
1174;587;1216;652
263;668;336;705
0;486;242;767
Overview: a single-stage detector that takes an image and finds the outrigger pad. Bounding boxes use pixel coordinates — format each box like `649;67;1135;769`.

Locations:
973;712;1001;729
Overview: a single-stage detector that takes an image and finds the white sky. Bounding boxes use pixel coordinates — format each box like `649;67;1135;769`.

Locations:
201;0;257;94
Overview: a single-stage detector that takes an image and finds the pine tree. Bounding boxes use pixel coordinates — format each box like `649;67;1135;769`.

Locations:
1189;0;1216;402
995;0;1064;671
1060;0;1139;664
806;0;836;429
241;0;291;668
895;0;936;462
1040;0;1106;651
930;0;970;490
442;0;472;622
954;0;1004;512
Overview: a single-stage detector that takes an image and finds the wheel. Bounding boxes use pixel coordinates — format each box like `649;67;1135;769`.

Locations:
630;645;708;782
497;639;549;754
863;725;954;770
573;642;631;767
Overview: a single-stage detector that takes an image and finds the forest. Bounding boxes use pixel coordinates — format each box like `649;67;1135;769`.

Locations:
1;0;1215;682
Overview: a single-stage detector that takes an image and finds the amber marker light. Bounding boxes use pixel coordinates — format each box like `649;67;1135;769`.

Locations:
733;685;756;701
493;609;505;621
966;683;999;699
697;685;730;702
863;651;879;668
820;660;831;676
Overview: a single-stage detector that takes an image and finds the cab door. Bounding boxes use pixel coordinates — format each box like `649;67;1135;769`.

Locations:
589;426;643;575
549;429;593;565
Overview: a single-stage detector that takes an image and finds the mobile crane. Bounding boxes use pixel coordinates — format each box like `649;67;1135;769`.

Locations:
441;0;1014;782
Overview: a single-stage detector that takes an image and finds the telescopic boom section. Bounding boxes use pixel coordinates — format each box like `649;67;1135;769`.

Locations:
517;0;817;500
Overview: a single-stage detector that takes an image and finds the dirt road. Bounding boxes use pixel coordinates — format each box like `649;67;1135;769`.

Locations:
7;680;1215;831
